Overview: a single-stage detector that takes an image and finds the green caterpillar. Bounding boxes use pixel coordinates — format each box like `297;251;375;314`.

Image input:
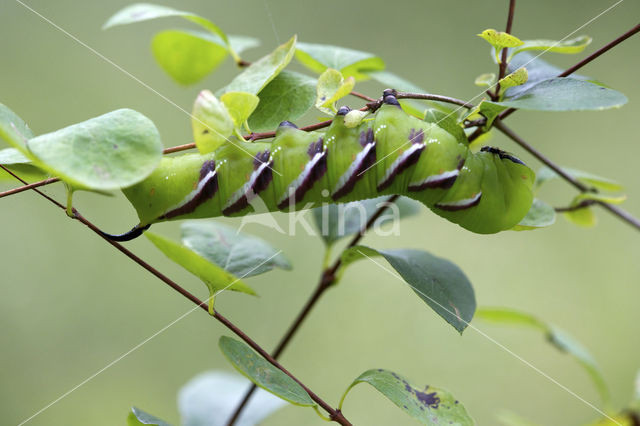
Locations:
106;91;535;241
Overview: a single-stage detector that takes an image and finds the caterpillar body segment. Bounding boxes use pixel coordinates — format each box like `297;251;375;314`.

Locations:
119;94;534;239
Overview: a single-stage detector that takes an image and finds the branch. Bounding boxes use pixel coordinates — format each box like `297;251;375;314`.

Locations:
493;120;640;231
2;166;352;426
394;92;475;109
226;194;400;425
0;177;59;198
494;0;517;100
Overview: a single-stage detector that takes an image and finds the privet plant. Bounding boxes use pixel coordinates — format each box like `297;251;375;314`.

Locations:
2;2;639;425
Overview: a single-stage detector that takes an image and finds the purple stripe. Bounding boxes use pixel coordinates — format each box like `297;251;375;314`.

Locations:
377;144;425;192
223;159;274;216
161;161;218;220
435;192;482;211
278;148;327;210
332;142;376;200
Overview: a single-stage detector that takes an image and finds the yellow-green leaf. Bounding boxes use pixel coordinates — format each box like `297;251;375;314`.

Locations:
192;90;235;154
315;68;355;115
498;67;528;97
220;92;260;130
508;35;592;62
475;73;496;87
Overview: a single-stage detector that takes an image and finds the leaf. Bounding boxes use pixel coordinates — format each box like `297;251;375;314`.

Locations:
26;109;163;191
315;68;355;114
178;371;287;426
489;78;627;111
476;307;610;407
151;30;228;85
504;52;589;98
224;36;297;95
127;407;172;426
220;92;260;129
344;110;369;128
0;103;34;150
478;29;523;63
0;148;49;182
498;67;528;97
564;206;596;228
247;70;316;132
535;166;623;192
192;90;235;154
311;196;420;246
218;336;316;407
424;110;468;145
341;369;473;425
0;147;32;165
103;3;230;49
181;221;291;278
295;42;385;81
511;198;556;231
473;100;508;129
474;73;496;87
145;232;255;313
342;246;476;333
572;193;626;205
508;35;592;62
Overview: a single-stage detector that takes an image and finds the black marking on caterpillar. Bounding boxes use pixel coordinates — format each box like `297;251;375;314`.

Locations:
332;128;376;200
277;137;327;209
161;160;219;220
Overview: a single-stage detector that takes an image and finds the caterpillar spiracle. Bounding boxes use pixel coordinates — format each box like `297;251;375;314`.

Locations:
107;91;535;241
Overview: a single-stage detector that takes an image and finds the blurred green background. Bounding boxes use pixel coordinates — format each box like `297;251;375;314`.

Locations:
2;1;639;425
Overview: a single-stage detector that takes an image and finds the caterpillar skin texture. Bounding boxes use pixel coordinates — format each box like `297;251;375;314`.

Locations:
121;94;535;237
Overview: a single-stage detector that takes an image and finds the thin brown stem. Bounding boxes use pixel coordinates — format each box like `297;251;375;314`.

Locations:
227;194;400;425
4;167;352;426
395;92;475;110
350;91;377;102
493;120;640;231
0;177;59;198
494;0;517;99
163;143;195;154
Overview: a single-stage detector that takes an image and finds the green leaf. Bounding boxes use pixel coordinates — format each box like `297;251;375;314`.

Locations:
295;42;385;81
424;110;468;145
572;192;626;205
26;109;163;191
178;371;286;426
0;148;48;183
478;29;523;63
508;35;592;62
127;407;172;426
342;247;476;333
504;52;588;98
367;70;454;113
218;336;316;407
476;307;610;407
0;103;34;151
145;232;255;313
511;198;556;231
181;221;291;278
340;369;473;425
315;68;355;114
488;78;627;111
192;90;235;154
535;166;623;192
311;196;420;246
0;147;32;165
344;110;369;128
474;73;496;87
564;206;596;228
103;3;230;49
220;92;260;130
498;67;528;97
224;36;297;95
474;100;508;129
151;30;228;85
247;70;316;132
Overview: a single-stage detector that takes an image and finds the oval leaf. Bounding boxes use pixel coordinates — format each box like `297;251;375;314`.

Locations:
181;221;291;278
295;42;385;81
491;78;627;111
536;166;623;192
342;246;476;333
564;206;596;228
511;198;556;231
218;336;316;407
220;92;260;129
478;29;523;49
498;67;528;97
476;307;609;406
341;369;473;425
508;35;592;62
312;196;420;246
247;70;316;132
474;73;497;88
0;103;34;150
224;36;297;95
192;90;235;154
27;109;163;191
127;407;172;426
152;30;228;85
145;232;255;311
315;68;355;114
178;371;286;426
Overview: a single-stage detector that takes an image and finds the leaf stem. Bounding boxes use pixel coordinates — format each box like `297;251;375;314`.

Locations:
226;194;400;425
2;166;353;426
493;120;640;231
